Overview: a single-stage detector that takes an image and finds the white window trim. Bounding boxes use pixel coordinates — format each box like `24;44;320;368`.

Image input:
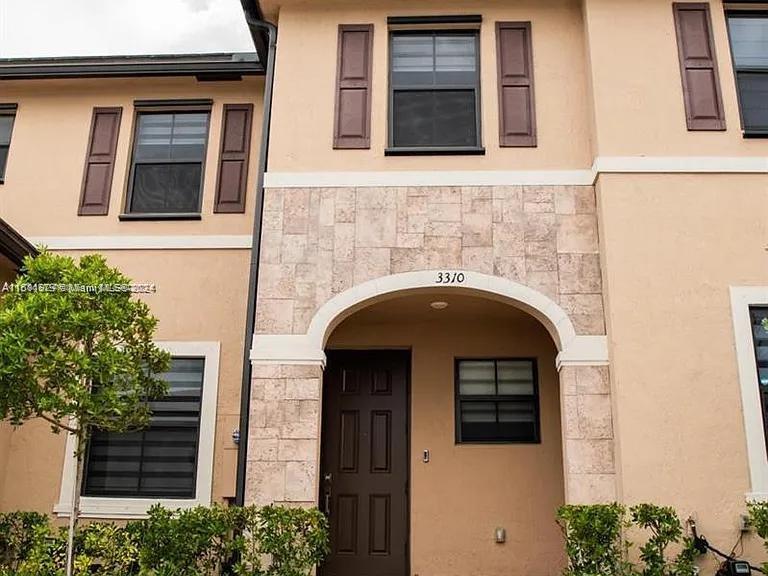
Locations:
730;287;768;501
54;341;220;519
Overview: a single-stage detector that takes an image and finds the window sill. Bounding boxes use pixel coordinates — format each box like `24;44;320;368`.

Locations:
743;131;768;139
54;496;205;520
455;439;542;445
385;146;486;156
119;212;202;221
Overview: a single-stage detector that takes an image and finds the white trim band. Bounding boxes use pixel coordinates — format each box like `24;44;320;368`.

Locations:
556;336;610;368
265;157;768;189
28;235;252;251
54;341;221;519
595;156;768;174
250;334;327;367
265;170;597;188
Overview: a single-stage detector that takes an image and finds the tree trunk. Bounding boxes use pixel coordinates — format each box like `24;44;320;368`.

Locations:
65;432;85;576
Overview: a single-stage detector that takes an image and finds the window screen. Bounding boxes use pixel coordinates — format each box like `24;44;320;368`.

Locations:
750;307;768;452
727;14;768;132
0;111;16;181
127;112;209;214
390;31;480;148
455;359;540;443
82;357;205;498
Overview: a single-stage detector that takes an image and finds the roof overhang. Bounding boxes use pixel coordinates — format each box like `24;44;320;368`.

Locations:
0;52;263;81
0;218;37;268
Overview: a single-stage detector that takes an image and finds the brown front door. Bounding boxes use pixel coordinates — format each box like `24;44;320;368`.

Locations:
319;350;409;576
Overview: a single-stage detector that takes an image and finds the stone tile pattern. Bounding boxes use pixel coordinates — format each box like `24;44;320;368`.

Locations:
256;185;605;337
560;365;616;503
245;364;617;508
249;185;613;507
245;363;322;507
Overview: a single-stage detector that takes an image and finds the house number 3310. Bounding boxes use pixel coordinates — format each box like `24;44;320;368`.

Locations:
435;272;466;284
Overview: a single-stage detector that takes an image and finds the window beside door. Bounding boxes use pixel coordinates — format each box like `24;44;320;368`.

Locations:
123;110;210;218
727;12;768;135
455;358;540;443
82;357;205;498
387;30;482;154
55;341;219;518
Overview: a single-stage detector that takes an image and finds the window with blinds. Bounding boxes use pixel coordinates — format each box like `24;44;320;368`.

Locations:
126;111;210;215
82;357;205;499
750;307;768;449
727;13;768;134
389;30;481;151
455;359;540;443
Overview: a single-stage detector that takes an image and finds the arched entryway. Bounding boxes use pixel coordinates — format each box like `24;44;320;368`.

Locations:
246;270;616;575
320;292;567;576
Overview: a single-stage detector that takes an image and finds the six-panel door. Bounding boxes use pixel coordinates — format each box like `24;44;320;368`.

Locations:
319;350;410;576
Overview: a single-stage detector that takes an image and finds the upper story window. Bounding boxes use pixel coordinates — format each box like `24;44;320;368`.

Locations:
727;12;768;135
455;358;540;444
0;105;17;183
125;109;210;218
750;307;768;446
83;357;205;498
388;30;482;154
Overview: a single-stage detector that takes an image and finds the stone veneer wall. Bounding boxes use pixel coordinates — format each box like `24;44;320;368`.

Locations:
256;185;605;336
246;363;323;507
560;365;616;502
246;185;615;506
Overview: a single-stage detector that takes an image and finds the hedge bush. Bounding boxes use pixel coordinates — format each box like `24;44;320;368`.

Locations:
748;501;768;574
557;503;697;576
0;504;328;576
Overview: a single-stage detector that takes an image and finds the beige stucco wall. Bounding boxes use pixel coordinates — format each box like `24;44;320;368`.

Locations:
0;247;249;513
266;0;768;162
0;76;262;513
598;172;768;570
326;293;566;576
582;0;768;157
267;0;592;172
0;76;263;236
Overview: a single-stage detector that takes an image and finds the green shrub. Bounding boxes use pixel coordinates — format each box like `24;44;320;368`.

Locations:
137;504;245;576
0;504;329;576
630;504;696;576
557;503;633;576
558;504;699;576
13;521;67;576
748;501;768;574
0;511;49;572
75;522;141;576
237;505;330;576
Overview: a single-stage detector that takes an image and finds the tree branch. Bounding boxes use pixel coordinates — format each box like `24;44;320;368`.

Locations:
38;412;77;434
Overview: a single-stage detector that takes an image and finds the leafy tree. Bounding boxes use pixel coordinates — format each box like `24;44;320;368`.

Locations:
0;251;170;576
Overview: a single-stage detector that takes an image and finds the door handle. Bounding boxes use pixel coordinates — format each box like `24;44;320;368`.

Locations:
323;472;332;516
324;490;331;515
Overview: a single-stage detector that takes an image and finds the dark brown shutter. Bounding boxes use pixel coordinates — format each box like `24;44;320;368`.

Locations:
78;107;121;215
673;3;726;131
214;103;253;213
333;24;373;149
496;22;537;147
